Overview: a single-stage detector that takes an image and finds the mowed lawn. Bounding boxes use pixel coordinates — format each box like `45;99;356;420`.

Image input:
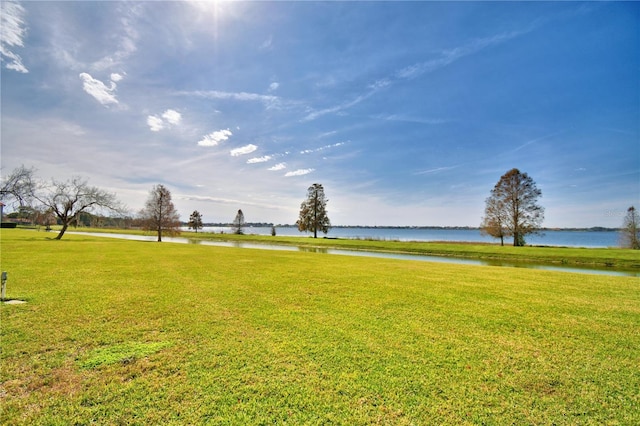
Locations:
1;230;638;425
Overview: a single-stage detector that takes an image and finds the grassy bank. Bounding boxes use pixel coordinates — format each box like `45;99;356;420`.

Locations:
1;229;638;424
65;226;640;270
185;231;640;270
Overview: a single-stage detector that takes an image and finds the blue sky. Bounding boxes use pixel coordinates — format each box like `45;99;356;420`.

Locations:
1;1;638;227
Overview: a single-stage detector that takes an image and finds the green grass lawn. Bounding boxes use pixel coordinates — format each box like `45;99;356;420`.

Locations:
1;229;639;424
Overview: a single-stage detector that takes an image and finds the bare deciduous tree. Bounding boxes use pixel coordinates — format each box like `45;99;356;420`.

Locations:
139;184;181;242
1;165;37;208
482;168;544;246
36;176;123;240
297;183;331;238
480;195;508;246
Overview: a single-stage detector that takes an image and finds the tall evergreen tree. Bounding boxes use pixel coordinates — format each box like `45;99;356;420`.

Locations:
188;210;203;233
232;209;245;235
297;183;331;238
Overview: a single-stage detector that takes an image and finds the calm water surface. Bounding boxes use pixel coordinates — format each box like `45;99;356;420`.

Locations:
191;227;621;248
70;232;638;277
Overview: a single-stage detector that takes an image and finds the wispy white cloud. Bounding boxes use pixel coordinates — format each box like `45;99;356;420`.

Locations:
1;46;28;73
110;72;124;82
397;29;530;81
300;142;346;154
90;3;140;72
416;166;458;175
302;95;369;122
230;144;258;156
260;35;273;50
285;168;314;177
268;82;279;92
303;28;532;122
0;1;26;49
147;115;165;132
510;131;563;154
318;130;337;139
198;129;232;147
178;193;286;211
79;72;119;105
368;78;391;90
147;109;182;132
178;90;280;108
375;114;449;125
247;155;273;164
44;4;140;75
162;109;182;125
269;163;287;171
1;0;29;73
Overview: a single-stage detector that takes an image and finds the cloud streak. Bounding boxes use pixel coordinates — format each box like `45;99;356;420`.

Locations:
285;168;314;177
300;142;346;154
147;115;164;132
0;0;29;73
303;28;532;122
302;94;371;122
230;144;258;156
79;73;120;105
416;166;458;175
198;129;232;147
268;163;287;171
90;2;140;72
178;194;286;211
509;132;563;154
397;29;531;80
162;109;182;125
375;114;449;125
247;155;273;164
177;90;280;108
110;72;124;82
147;109;183;131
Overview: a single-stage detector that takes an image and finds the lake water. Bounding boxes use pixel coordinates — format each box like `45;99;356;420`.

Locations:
191;226;622;248
70;231;639;277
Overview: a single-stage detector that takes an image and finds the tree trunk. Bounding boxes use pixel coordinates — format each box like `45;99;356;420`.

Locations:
513;232;524;246
500;235;504;246
313;192;318;238
157;225;162;242
55;222;69;240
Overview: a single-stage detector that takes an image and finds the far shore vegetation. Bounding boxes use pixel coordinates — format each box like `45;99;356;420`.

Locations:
1;166;635;244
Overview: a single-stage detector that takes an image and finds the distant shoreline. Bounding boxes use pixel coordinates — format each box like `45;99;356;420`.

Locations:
195;223;621;232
